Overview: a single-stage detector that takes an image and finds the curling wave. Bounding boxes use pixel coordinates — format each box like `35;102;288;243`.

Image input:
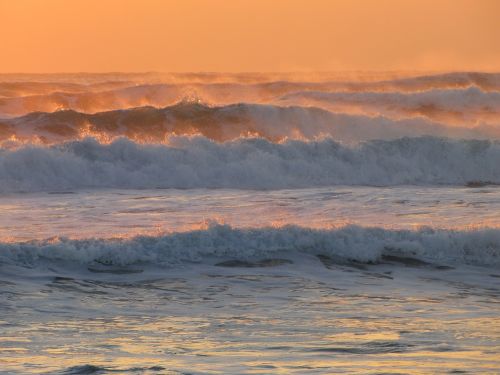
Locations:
0;136;499;192
1;223;499;268
2;102;499;144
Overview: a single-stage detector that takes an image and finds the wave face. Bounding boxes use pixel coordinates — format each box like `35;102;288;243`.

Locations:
0;136;498;192
4;80;499;119
1;223;499;268
1;71;500;151
281;87;500;126
1;72;499;127
2;102;500;145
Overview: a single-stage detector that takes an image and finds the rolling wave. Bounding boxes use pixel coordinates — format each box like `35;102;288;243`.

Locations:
1;72;499;119
0;136;498;192
1;223;499;268
2;102;499;144
0;80;134;99
281;87;500;126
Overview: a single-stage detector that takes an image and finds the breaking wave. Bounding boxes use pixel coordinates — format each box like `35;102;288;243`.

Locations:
1;72;499;120
2;102;499;144
0;136;499;192
1;223;499;268
281;87;500;125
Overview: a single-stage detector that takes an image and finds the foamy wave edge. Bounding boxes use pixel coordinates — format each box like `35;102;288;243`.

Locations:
0;136;499;191
1;224;499;268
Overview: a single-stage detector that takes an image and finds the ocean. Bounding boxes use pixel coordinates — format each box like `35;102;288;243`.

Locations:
0;72;499;374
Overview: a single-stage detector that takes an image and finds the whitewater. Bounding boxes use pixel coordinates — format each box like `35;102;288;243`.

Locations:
1;72;499;374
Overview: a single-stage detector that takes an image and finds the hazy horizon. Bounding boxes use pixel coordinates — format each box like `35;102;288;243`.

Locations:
1;0;499;73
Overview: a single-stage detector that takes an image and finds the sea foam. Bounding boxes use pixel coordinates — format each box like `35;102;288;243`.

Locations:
0;136;498;192
1;223;499;268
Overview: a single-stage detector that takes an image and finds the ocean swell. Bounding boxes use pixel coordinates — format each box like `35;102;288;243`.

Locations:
281;87;500;125
2;102;499;144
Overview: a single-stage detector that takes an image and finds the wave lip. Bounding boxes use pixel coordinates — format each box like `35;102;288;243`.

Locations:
0;136;499;192
2;101;500;145
1;223;499;268
281;86;500;125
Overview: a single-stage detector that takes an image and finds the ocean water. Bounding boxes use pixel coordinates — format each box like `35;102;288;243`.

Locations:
0;72;499;374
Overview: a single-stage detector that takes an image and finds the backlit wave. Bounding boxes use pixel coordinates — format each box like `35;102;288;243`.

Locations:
1;72;499;121
1;102;499;144
281;87;500;126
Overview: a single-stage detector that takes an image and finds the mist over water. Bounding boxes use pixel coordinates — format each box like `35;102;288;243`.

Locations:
1;72;499;374
1;72;500;142
0;71;499;194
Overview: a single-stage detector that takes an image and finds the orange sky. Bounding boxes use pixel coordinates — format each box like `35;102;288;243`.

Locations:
0;0;499;73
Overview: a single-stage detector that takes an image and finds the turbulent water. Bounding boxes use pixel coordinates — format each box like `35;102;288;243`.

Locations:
0;72;499;374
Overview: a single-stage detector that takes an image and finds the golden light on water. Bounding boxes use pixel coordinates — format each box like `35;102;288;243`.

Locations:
2;298;499;374
1;2;499;374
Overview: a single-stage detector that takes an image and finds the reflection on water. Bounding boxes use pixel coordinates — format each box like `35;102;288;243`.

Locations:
0;186;499;241
1;186;499;373
1;262;499;374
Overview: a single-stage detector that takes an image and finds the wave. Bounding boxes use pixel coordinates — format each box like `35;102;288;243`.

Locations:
281;87;500;126
355;71;500;92
0;136;499;192
1;72;499;118
1;223;499;268
0;83;185;117
2;102;499;144
0;80;134;99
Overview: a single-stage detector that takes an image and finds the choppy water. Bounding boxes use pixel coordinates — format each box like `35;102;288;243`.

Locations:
1;72;499;374
2;256;499;374
1;187;499;374
1;186;499;241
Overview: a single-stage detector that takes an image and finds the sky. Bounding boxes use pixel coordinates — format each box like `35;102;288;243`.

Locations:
0;0;499;73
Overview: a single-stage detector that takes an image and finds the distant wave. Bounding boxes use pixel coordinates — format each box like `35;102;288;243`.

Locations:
0;83;184;116
281;86;500;126
1;72;499;118
2;102;499;144
0;136;498;192
1;223;499;268
355;71;500;92
0;80;134;99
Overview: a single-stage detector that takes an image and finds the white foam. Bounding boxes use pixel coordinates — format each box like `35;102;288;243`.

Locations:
1;223;499;268
0;136;498;192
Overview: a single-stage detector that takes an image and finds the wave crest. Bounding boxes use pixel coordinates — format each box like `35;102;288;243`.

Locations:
0;136;499;192
281;87;500;126
3;102;500;144
2;223;499;268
